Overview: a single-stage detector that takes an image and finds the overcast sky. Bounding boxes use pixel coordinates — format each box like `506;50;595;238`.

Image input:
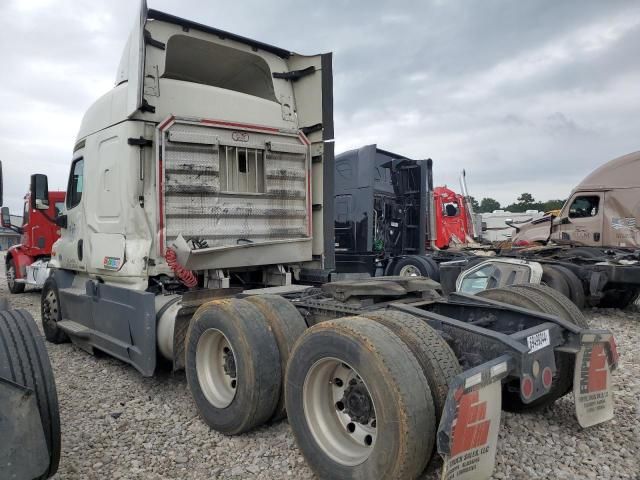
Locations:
1;0;639;213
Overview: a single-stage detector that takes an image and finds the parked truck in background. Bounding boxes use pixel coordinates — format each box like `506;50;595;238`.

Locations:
446;151;640;309
30;5;619;480
333;145;476;279
1;188;65;293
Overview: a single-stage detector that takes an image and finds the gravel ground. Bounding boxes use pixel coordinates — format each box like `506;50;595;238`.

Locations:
2;267;638;479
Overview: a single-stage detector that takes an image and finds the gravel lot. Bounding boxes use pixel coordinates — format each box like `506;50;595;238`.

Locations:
2;268;638;479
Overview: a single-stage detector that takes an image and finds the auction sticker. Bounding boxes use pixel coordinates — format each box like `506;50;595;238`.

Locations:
527;329;550;353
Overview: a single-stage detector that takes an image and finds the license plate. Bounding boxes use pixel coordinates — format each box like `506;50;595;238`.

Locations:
527;329;550;353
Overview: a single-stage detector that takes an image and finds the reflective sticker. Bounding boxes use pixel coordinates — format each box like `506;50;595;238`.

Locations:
441;382;502;480
527;329;550;353
574;342;614;428
103;256;121;270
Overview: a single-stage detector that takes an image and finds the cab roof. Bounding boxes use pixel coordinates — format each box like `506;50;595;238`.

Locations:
577;151;640;190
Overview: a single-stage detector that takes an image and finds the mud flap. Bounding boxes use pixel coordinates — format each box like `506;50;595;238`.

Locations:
0;377;49;479
438;355;511;480
573;333;618;428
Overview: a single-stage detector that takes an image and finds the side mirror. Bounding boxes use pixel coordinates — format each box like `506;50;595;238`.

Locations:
30;174;50;210
1;206;10;228
560;217;571;225
55;214;68;229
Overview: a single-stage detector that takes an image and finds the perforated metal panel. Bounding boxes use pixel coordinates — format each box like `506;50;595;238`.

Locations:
162;122;309;250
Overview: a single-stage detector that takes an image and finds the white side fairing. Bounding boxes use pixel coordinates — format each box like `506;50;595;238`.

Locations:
116;0;147;116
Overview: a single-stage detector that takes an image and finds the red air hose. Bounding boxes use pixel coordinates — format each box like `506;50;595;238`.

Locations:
165;248;198;288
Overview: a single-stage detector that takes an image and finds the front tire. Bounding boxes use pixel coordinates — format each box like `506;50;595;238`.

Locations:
185;298;281;435
286;316;435;480
41;277;69;344
7;258;25;294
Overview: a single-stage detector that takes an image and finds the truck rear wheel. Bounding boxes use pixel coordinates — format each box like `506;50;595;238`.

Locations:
0;308;61;478
511;283;588;328
476;285;578;411
360;309;460;423
185;298;281;435
286;316;435;480
392;255;437;279
41;277;69;344
598;287;640;309
243;294;307;421
548;264;586;309
541;265;571;299
7;258;25;294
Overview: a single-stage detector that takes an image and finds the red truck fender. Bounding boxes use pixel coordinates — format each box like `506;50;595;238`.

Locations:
6;246;34;280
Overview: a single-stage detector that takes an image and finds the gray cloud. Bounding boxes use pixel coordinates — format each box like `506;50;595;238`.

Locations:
0;0;638;213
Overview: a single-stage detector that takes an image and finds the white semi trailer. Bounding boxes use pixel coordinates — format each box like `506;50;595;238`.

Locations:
33;4;619;480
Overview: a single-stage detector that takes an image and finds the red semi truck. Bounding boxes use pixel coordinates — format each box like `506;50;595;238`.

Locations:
432;185;474;249
1;188;65;293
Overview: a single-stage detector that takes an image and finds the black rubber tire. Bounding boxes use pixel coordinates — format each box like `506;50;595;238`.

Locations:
7;258;26;294
0;309;61;478
598;287;640;309
185;298;281;435
564;247;601;259
360;309;460;423
549;264;586;309
541;265;571;299
476;286;575;411
421;255;440;282
392;255;433;278
286;316;435;480
511;284;588;328
244;294;307;421
41;277;69;344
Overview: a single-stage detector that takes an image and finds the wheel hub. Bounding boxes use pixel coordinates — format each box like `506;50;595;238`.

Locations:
342;380;374;424
223;348;237;379
303;358;378;466
196;329;238;408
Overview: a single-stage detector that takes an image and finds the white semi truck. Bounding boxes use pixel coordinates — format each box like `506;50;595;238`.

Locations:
33;4;619;479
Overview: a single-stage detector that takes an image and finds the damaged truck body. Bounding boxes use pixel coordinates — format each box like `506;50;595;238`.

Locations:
448;152;640;309
34;4;619;480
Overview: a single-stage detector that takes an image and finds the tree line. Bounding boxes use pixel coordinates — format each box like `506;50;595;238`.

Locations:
468;193;566;214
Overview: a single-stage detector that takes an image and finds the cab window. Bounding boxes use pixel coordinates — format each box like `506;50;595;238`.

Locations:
443;202;459;217
67;158;84;209
568;195;599;219
22;200;29;226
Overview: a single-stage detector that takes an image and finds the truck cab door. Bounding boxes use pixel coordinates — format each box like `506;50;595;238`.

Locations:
557;192;604;246
56;157;87;272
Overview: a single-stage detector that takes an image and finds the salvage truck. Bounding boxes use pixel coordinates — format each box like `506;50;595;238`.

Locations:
1;188;65;293
446;152;640;309
333;145;474;279
35;4;619;479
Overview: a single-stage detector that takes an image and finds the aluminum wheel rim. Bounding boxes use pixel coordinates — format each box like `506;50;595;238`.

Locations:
7;264;16;288
399;264;421;277
303;358;377;466
42;290;58;326
196;329;237;408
